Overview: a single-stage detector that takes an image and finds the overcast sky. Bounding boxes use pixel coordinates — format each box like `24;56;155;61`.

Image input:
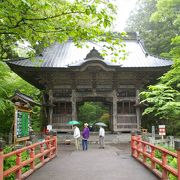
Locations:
112;0;137;31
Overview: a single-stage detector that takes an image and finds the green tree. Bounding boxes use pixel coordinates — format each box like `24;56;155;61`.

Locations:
125;0;161;55
78;102;108;127
160;38;180;90
125;0;179;57
0;62;12;112
0;0;126;62
140;84;179;119
99;113;110;127
0;0;127;138
140;34;180;136
140;84;180;135
126;0;180;135
0;63;41;136
150;0;180;57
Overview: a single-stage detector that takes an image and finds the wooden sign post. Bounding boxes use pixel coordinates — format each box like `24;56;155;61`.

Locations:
11;90;40;145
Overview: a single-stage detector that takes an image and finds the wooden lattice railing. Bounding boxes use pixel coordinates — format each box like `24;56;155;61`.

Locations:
131;135;180;180
0;135;57;180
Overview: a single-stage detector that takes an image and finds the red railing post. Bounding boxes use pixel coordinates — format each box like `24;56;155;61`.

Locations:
131;135;134;156
162;152;168;180
30;147;35;170
131;135;137;157
53;134;57;156
151;147;155;170
142;143;146;163
177;149;180;180
40;144;44;164
0;150;3;180
45;136;51;158
137;135;141;159
16;152;22;179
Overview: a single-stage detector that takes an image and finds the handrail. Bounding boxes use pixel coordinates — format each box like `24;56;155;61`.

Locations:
131;135;180;180
0;135;57;180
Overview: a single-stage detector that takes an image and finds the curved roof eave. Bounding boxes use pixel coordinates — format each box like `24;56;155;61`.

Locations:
6;39;173;69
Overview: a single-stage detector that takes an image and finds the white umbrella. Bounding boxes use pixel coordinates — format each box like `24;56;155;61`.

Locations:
95;122;107;127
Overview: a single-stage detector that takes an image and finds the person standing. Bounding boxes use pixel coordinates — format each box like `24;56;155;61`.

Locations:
73;125;80;150
82;123;90;151
99;126;105;149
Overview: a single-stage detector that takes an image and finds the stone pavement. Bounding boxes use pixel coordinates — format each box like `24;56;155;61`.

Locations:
27;142;158;180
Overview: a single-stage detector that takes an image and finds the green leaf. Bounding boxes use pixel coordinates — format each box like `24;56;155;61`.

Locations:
85;9;91;15
20;0;31;7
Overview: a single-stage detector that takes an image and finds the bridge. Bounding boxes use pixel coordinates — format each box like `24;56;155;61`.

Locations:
0;134;179;180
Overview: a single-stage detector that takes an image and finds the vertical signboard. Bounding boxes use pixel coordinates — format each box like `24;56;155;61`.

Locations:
14;107;30;143
159;125;166;139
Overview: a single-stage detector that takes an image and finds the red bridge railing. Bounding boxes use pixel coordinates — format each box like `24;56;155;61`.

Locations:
131;135;180;180
0;135;57;180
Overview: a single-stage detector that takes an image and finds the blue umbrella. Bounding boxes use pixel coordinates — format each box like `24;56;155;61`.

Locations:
67;120;80;125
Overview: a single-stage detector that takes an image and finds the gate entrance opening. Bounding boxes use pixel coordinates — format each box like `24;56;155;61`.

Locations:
77;101;111;131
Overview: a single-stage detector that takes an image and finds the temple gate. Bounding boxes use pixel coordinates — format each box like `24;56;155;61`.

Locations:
7;33;172;132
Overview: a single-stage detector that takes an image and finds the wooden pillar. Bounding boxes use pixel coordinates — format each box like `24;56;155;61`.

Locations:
136;89;141;129
42;92;48;119
112;89;117;132
71;89;77;120
48;89;53;125
41;92;48;129
0;150;3;180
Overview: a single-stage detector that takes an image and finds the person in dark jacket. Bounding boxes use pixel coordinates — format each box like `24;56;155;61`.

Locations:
81;123;90;150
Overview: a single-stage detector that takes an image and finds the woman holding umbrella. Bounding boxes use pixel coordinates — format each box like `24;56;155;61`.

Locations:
99;126;105;149
73;124;80;150
67;120;80;150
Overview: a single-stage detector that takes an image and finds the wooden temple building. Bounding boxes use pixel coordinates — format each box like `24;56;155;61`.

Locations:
7;33;172;132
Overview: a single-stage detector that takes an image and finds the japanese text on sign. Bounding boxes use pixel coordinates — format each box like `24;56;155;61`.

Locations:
16;110;30;138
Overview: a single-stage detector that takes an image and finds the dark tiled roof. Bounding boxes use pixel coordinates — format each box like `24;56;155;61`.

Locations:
7;40;172;68
11;90;41;106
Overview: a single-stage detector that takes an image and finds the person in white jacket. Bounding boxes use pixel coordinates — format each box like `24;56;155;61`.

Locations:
73;125;80;150
99;126;105;149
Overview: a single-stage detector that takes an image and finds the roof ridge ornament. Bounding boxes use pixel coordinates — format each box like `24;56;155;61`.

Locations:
84;47;104;60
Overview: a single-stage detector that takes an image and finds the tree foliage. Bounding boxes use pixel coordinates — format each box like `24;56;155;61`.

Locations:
125;0;179;57
78;102;109;127
0;0;127;137
126;0;180;135
140;84;180;119
160;37;180;90
0;62;12;113
0;62;41;136
0;0;126;62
